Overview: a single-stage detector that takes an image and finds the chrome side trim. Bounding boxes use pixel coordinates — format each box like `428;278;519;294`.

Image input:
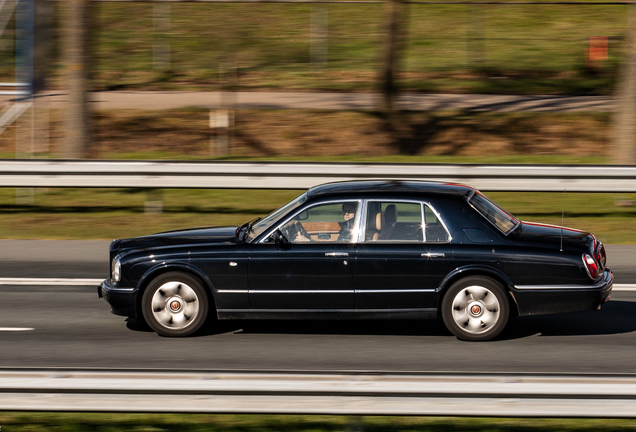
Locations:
515;273;613;291
422;252;445;258
216;289;249;293
325;252;348;257
249;290;355;294
356;289;436;293
217;308;437;313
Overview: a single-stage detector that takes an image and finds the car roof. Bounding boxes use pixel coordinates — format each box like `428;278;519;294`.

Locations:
306;180;475;200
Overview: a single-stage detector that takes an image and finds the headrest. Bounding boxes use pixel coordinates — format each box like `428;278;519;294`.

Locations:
374;212;382;230
384;204;397;224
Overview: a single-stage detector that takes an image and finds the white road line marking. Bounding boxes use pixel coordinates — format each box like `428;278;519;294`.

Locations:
0;278;102;286
0;327;34;331
612;284;636;291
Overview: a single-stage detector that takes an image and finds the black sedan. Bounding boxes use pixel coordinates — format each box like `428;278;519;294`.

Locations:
98;180;613;341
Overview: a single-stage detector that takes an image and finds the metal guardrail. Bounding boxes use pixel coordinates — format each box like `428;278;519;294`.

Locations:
1;370;636;416
1;160;636;192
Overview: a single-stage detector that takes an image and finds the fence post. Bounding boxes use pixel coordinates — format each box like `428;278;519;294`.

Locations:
153;1;171;72
310;4;328;67
611;5;636;164
62;0;91;159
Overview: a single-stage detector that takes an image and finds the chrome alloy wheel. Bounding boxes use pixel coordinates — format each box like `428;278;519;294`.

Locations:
151;281;200;330
450;285;501;335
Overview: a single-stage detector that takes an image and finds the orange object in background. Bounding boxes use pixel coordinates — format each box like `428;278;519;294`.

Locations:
586;36;608;65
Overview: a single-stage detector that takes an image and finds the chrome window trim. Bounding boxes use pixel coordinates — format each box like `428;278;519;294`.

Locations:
258;198;363;244
361;199;452;244
467;190;520;236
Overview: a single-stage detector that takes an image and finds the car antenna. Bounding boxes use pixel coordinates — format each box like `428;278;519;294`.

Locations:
560;189;565;252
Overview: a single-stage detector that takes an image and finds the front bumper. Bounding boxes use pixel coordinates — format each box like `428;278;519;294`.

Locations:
513;268;613;316
98;279;139;318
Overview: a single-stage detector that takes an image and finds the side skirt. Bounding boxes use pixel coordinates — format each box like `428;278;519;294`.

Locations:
216;308;438;320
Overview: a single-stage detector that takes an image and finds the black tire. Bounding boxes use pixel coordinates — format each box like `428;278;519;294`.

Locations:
141;272;209;337
441;276;509;341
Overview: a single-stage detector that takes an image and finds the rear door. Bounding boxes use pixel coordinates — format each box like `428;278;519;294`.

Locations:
355;200;454;309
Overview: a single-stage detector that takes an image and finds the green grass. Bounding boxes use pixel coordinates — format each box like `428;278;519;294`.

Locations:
2;187;635;243
3;2;627;94
1;413;636;432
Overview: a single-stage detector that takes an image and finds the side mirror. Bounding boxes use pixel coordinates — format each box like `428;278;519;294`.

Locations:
297;210;309;221
270;229;289;246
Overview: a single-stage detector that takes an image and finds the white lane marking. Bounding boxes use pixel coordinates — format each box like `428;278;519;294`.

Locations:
0;278;102;286
0;327;34;331
612;284;636;291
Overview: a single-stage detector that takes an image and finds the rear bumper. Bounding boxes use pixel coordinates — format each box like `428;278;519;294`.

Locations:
98;279;139;318
512;269;613;316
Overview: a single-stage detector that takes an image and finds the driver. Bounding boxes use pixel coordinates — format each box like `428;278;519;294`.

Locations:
337;202;357;242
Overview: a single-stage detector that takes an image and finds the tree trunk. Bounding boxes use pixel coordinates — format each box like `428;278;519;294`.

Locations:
380;0;405;113
611;5;636;165
63;0;91;159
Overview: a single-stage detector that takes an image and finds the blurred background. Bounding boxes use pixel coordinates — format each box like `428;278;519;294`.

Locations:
0;0;634;241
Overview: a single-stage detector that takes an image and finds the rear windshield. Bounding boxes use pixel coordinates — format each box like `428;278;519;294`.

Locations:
468;191;519;235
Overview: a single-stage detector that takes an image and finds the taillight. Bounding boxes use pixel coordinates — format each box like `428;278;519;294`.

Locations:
583;254;599;280
595;243;606;271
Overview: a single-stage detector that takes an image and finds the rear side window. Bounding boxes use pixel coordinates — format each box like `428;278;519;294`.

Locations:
468;192;519;235
364;201;450;243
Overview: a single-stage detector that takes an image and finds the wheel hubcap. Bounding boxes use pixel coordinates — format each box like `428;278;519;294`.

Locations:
151;281;199;330
451;285;500;335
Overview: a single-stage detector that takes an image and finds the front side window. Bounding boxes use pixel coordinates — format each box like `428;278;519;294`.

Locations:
279;201;359;244
249;193;306;240
468;191;519;235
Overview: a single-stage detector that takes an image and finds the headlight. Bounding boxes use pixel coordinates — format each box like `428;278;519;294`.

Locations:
112;256;121;282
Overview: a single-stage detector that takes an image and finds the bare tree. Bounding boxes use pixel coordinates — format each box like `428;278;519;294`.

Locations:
62;0;92;158
379;0;406;113
611;5;636;164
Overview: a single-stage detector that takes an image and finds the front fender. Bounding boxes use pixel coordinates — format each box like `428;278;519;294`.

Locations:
137;261;217;298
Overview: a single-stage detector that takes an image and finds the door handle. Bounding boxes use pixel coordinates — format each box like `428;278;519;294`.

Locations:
422;252;445;258
326;252;349;257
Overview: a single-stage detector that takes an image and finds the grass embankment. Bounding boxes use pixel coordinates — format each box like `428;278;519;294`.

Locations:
0;2;630;94
0;109;612;160
1;413;636;431
1;187;635;243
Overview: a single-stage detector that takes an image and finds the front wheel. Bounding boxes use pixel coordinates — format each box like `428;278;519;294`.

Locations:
441;276;509;341
141;272;209;337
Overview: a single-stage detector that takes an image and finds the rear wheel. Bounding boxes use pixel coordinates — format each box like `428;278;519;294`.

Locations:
141;272;209;337
441;276;509;341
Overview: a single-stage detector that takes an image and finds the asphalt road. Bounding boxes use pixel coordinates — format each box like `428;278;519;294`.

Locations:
0;240;634;374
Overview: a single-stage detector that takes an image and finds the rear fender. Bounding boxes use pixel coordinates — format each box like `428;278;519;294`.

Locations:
437;265;520;316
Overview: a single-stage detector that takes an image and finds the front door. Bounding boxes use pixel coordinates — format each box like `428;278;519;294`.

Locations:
248;200;360;310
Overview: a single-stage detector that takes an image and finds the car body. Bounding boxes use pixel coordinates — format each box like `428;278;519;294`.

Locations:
98;180;613;341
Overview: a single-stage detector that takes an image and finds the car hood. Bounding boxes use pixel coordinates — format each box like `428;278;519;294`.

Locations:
512;221;594;251
113;226;238;252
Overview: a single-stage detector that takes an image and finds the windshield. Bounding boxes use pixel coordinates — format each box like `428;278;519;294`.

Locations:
247;193;307;241
468;191;519;235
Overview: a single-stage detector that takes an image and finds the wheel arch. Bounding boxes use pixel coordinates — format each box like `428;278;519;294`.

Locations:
437;265;520;317
135;263;217;319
